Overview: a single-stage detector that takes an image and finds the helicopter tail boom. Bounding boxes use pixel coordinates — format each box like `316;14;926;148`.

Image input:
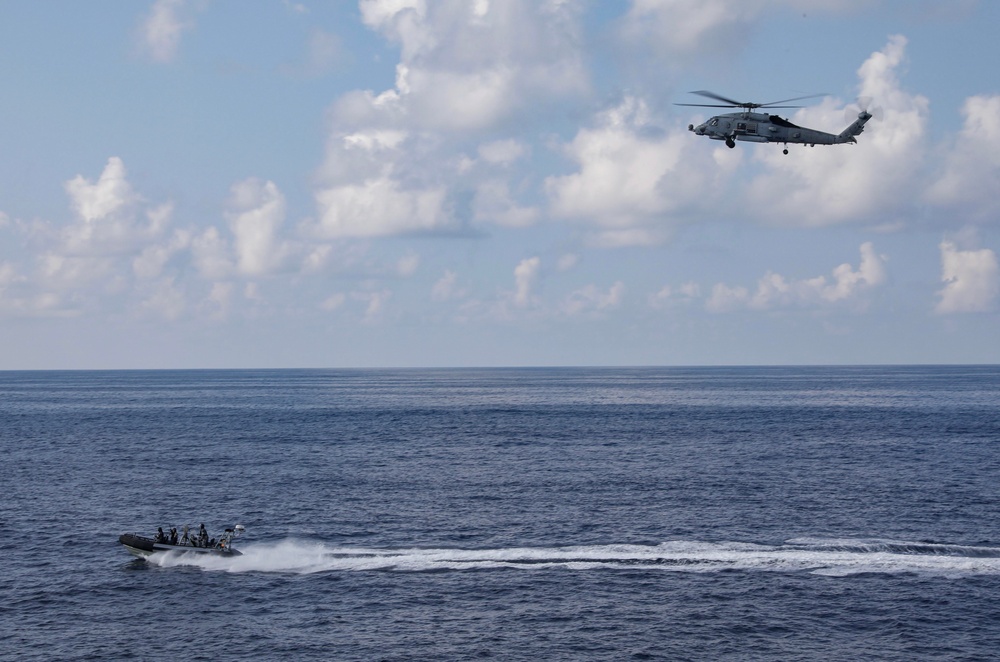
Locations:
836;110;873;144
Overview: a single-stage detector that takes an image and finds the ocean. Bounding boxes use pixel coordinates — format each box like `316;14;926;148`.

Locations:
2;366;999;660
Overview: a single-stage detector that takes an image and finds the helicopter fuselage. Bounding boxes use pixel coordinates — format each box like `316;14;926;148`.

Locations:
689;110;870;149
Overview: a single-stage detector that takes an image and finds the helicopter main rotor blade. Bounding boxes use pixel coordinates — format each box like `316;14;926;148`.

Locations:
759;93;827;107
689;90;745;106
673;103;741;108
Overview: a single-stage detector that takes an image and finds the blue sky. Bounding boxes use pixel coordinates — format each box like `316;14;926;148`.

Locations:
1;0;998;368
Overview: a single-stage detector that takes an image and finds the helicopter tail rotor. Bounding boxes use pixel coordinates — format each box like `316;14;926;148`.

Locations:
845;97;883;124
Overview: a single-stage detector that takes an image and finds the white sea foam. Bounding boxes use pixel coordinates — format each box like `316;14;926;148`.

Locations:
145;538;1000;576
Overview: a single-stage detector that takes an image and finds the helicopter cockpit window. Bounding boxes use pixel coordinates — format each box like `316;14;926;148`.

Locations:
709;119;719;126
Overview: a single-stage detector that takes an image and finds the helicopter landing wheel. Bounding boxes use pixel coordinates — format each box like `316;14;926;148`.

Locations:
726;138;735;149
783;148;788;155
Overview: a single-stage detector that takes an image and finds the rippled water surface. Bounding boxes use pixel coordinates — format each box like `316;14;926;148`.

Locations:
2;366;1000;660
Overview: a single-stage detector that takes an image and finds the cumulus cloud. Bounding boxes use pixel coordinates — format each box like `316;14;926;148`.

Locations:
648;281;700;309
65;156;137;225
561;281;625;316
314;0;587;239
139;0;192;63
140;276;185;319
620;0;758;58
745;35;928;226
0;262;30;314
936;240;999;313
39;158;175;295
355;0;587;131
313;170;450;238
198;281;231;319
191;227;233;281
227;179;288;277
925;94;1000;221
309;127;453;238
706;242;886;312
472;180;539;228
431;269;465;302
355;288;392;322
189;179;294;279
557;254;578;271
619;0;864;60
545;96;709;246
478;139;529;166
133;229;191;280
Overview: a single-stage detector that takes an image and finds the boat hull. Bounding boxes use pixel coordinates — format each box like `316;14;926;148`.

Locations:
119;533;242;557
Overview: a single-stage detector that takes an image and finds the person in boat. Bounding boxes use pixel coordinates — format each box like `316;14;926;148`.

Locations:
198;523;209;548
169;528;178;545
155;527;167;543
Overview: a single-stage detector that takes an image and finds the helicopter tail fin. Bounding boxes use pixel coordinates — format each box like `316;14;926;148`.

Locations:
836;110;873;144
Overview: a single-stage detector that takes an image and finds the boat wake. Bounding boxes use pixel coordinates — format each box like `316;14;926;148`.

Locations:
145;537;1000;577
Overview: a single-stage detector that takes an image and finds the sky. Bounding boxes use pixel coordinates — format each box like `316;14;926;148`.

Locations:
1;0;998;369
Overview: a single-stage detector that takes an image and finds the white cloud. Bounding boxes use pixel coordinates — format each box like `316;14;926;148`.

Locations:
562;281;625;316
705;282;751;313
27;158;176;299
355;0;586;132
302;244;333;273
620;0;865;59
227;179;288;277
139;0;191;63
203;281;233;318
0;262;17;288
55;158;179;273
823;242;887;301
314;1;589;239
472;180;539;228
431;269;465;301
360;0;427;38
133;229;191;280
192;227;233;280
620;0;758;57
313;172;449;238
64;156;137;225
356;288;392;322
926;94;1000;221
309;125;455;238
706;242;886;312
557;254;578;271
936;240;999;314
478;139;528;166
140;276;185;319
545;97;708;246
648;281;700;309
513;256;540;307
745;35;929;226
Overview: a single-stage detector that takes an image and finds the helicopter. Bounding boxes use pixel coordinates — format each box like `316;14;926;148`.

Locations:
677;90;874;154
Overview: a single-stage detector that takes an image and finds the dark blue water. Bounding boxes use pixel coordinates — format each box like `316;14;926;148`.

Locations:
2;366;1000;660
